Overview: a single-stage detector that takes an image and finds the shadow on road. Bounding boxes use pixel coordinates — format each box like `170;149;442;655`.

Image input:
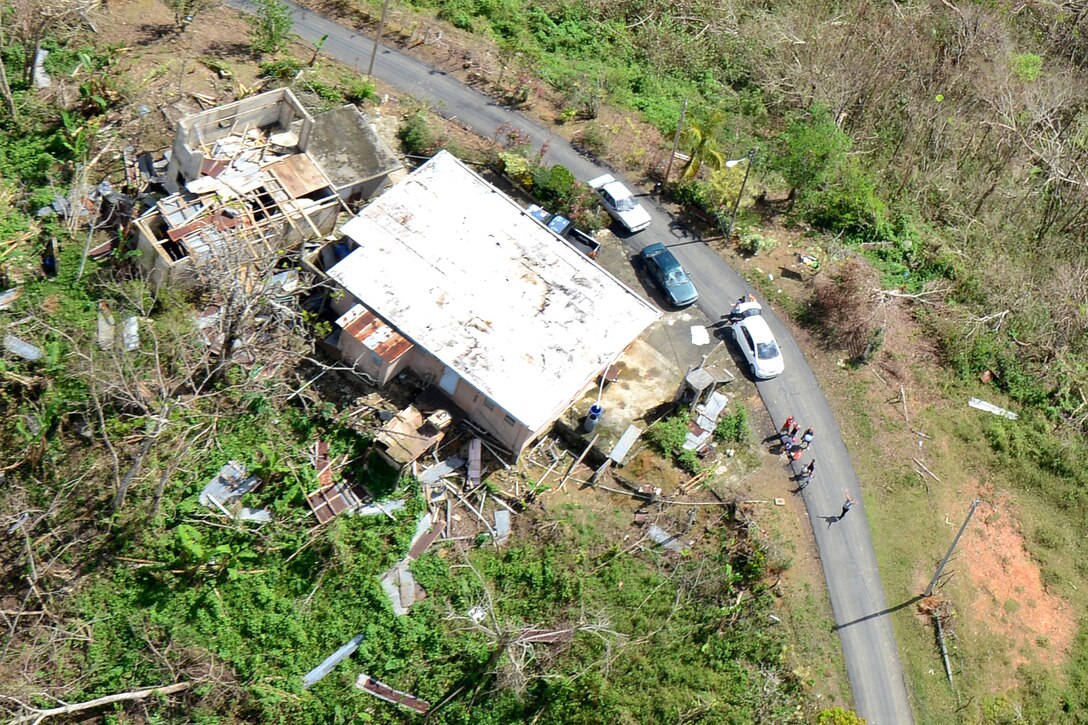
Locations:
832;594;926;631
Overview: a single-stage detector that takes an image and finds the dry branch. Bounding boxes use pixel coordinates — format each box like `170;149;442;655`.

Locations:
8;682;190;724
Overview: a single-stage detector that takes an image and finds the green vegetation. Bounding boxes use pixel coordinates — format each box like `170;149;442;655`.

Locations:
249;0;295;55
646;412;702;474
714;407;750;446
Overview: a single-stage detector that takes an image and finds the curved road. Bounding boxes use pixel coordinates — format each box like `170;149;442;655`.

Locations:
223;2;914;721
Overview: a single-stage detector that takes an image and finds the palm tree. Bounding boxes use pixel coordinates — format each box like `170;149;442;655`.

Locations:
679;109;728;180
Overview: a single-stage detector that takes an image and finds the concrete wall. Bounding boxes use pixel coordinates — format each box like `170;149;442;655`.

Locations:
165;88;314;191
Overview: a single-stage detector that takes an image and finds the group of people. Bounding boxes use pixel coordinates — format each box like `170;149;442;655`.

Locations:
778;415;815;462
777;415;854;523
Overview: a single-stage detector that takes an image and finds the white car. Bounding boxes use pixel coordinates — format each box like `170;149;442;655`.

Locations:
588;174;651;233
731;302;785;379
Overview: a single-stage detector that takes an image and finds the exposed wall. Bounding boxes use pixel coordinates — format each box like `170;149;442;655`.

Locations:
165;89;314;191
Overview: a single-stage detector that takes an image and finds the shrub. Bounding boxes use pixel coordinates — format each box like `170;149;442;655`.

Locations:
341;77;376;104
574;124;607;158
714;407;749;444
736;228;778;256
259;58;303;81
532;163;576;208
397;108;437;156
770;104;851;199
497;151;533;187
646;413;689;457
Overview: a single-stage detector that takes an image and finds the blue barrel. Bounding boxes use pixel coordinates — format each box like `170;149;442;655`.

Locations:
584;404;603;432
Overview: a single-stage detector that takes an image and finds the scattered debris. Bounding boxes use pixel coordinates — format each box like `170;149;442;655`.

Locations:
6;512;29;534
379;513;445;615
97;302;116;350
690;325;710;345
122;316;140;352
356;499;406;517
379;561;424;616
302;633;365;689
32;48;50;89
774;498;786;506
3;334;43;361
799;253;819;269
306;481;368;523
517;628;575;643
683;390;729;452
0;287;22;310
355;674;430;715
466;438;482;488
408;514;445;559
494;509;511;544
647;523;685;553
968;396;1018;420
418;456;464;484
374;405;453;471
199;461;269;521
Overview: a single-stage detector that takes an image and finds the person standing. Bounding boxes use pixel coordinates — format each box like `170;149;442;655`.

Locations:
839;495;854;519
798;459;816;487
780;415;796;435
801;428;815;448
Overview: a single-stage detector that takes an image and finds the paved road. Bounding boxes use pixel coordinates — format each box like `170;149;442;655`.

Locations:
223;2;915;721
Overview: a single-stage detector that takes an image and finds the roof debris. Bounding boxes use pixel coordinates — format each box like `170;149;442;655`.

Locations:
4;334;42;361
968;397;1018;420
355;674;430;715
301;633;365;689
199;461;269;522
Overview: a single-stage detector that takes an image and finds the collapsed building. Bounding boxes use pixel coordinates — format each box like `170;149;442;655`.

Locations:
133;88;401;285
320;150;662;459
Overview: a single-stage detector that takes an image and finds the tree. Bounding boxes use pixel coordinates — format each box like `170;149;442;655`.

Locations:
679;109;727;181
771;104;851;204
6;0;97;88
162;0;219;33
248;0;293;55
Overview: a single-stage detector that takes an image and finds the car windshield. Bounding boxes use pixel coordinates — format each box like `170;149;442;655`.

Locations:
615;196;636;212
665;269;688;286
739;307;761;318
756;341;780;360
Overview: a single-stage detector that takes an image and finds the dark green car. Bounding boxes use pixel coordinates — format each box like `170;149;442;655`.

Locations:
639;243;699;307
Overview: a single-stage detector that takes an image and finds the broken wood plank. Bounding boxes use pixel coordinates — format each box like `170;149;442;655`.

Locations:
466;438;482;487
558;435;597;492
912;457;942;483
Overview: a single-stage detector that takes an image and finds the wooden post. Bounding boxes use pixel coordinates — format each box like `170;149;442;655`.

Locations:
367;0;392;78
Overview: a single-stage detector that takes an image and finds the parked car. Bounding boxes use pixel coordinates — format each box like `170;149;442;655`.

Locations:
588;174;652;233
525;204;601;258
731;303;785;379
639;242;698;307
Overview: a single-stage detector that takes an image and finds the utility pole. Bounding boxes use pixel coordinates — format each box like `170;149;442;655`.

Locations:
924;499;981;597
726;149;756;240
367;0;392;78
662;98;688;191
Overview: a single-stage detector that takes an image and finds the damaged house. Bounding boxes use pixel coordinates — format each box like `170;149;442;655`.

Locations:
133;88;400;284
324;150;661;459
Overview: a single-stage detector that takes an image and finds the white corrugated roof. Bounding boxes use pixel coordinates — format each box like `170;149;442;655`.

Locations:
330;151;660;431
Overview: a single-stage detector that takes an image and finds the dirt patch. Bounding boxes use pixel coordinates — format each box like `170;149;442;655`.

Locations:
959;493;1075;681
